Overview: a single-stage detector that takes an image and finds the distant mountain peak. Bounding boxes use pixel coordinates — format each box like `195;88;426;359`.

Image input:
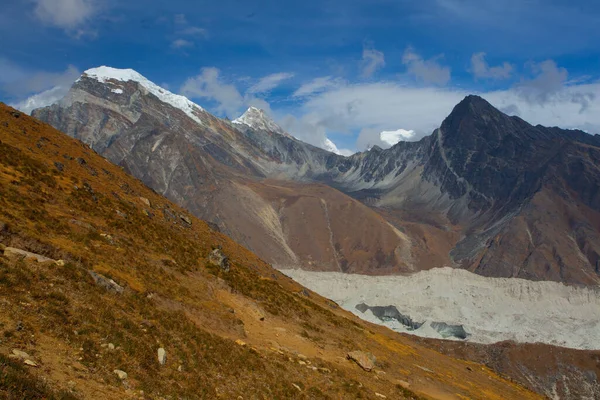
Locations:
81;66;205;124
232;106;293;138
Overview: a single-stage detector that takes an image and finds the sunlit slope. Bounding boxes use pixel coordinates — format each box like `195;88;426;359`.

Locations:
0;103;540;399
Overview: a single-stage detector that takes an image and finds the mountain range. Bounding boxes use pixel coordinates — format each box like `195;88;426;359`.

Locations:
32;66;600;285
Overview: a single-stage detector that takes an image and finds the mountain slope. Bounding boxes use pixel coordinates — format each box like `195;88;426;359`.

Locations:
32;67;600;285
1;104;544;399
32;67;412;274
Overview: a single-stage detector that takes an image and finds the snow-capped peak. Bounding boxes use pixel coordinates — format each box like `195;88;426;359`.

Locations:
232;107;292;138
81;66;205;125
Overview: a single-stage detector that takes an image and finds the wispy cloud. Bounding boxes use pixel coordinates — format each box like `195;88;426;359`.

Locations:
171;39;193;49
470;52;513;80
402;47;451;85
292;76;341;97
180;67;244;117
360;44;385;78
247;72;294;94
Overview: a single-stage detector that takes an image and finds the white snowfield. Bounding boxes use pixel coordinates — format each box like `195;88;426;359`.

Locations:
281;267;600;350
81;66;205;125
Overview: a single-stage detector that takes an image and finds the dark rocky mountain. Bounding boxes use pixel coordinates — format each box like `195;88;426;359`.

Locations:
33;67;600;285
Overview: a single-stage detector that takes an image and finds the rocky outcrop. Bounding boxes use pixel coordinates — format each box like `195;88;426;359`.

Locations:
88;270;124;294
347;350;376;371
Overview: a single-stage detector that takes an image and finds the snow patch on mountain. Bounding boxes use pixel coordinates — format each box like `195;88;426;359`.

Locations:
82;66;204;125
281;267;600;350
233;107;293;138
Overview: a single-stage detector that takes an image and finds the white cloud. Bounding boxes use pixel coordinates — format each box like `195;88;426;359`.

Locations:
293;76;341;97
13;86;69;114
516;60;569;104
380;129;417;146
171;39;193;49
3;63;80;114
285;57;600;151
247;72;294;94
180;67;244;117
402;47;451;85
470;52;513;80
34;0;98;31
360;45;385;78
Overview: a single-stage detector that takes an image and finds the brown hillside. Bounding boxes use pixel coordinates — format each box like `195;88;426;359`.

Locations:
0;103;540;399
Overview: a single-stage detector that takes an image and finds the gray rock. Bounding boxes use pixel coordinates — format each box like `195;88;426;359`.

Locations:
207;248;230;272
88;270;124;294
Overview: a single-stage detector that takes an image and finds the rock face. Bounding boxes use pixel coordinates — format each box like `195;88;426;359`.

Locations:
207;248;230;272
347;350;376;371
32;68;600;285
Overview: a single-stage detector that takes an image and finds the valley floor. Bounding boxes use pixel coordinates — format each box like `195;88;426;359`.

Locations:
281;267;600;350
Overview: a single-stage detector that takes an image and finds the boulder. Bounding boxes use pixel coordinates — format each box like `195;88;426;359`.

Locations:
88;270;124;294
113;369;128;380
157;347;166;365
139;197;151;207
208;248;230;272
179;214;192;226
3;247;55;263
347;350;376;372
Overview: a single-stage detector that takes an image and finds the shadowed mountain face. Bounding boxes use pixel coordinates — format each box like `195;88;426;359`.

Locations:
33;69;600;284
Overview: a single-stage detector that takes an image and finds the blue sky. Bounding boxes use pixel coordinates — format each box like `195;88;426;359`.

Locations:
2;0;600;153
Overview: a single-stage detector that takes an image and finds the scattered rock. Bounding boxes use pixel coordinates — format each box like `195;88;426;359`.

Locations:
113;369;128;380
298;360;306;366
375;393;386;399
466;366;473;372
0;243;5;251
179;214;192;226
11;349;31;360
292;383;302;392
177;365;183;372
3;247;55;263
76;157;86;165
347;350;376;372
0;221;6;232
297;354;307;360
88;270;124;294
115;210;128;219
206;221;220;233
139;197;151;207
108;343;115;350
157;348;166;365
415;365;434;374
100;233;114;244
23;360;38;367
235;339;246;347
55;260;65;267
10;111;21;118
54;162;64;172
318;367;331;374
208;247;230;272
69;219;95;231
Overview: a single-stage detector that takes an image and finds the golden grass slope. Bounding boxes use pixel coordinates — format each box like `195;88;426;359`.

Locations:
0;103;540;399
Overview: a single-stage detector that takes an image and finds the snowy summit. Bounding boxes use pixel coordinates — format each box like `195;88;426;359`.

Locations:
82;66;205;125
233;107;293;138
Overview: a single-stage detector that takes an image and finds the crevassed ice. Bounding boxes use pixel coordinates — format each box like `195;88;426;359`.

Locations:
82;66;204;125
